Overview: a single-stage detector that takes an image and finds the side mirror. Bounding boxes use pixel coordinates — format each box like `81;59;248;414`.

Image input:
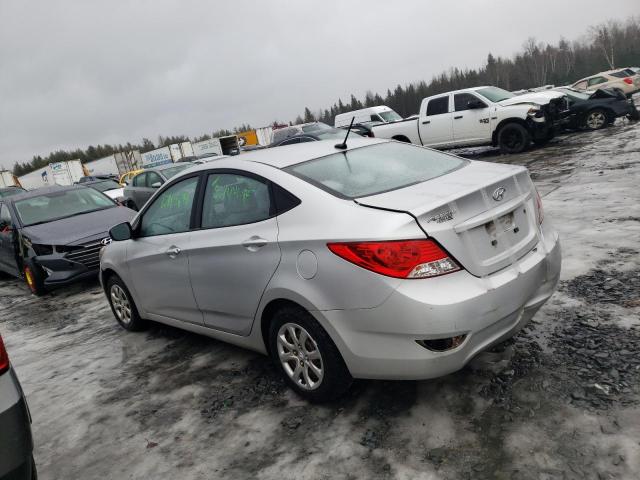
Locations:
109;222;133;242
150;181;162;189
467;100;487;109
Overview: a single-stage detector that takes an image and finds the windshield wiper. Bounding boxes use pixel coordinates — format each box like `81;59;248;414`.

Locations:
23;206;114;227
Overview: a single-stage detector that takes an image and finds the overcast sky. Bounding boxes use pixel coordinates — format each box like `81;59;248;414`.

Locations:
0;0;637;170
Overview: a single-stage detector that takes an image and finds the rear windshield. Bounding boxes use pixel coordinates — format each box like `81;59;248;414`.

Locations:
285;142;467;199
379;110;402;122
161;164;192;179
610;69;634;78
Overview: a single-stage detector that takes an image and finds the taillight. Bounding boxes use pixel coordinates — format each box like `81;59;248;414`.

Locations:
623;77;633;85
535;188;544;225
0;334;9;375
327;239;461;279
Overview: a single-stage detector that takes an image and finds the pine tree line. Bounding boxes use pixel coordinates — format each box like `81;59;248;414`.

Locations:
12;17;639;176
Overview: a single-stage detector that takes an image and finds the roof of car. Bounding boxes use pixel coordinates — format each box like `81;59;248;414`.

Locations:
2;184;87;202
185;137;389;171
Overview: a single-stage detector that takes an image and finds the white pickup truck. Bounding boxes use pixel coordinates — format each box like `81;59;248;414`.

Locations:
371;86;567;154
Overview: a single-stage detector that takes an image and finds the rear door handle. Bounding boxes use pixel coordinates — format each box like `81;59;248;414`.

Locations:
166;246;181;258
242;236;267;251
454;115;463;119
422;120;430;125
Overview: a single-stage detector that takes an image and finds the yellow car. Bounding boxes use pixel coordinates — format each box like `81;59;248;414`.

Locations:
119;169;144;186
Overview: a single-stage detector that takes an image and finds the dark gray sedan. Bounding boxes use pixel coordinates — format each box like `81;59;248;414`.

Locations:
123;163;193;210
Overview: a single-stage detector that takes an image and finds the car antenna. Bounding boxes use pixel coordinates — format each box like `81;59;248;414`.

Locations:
334;117;355;150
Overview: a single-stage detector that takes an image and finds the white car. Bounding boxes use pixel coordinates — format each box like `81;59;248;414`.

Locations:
371;86;568;154
571;69;640;97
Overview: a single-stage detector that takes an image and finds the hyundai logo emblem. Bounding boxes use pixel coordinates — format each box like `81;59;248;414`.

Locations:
492;187;506;202
100;237;112;246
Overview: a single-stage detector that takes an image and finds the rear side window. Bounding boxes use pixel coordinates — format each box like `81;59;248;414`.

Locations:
610;70;633;78
285;142;467;199
587;77;607;86
146;171;163;188
201;173;272;229
426;96;449;116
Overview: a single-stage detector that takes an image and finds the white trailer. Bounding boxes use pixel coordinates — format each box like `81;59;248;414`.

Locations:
192;138;223;157
0;171;20;188
141;146;173;168
84;151;142;176
17;160;86;190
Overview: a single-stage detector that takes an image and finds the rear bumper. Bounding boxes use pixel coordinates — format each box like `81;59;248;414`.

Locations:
314;228;561;380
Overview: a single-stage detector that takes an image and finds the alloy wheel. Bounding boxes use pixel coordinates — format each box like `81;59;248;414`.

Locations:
110;284;132;325
276;322;324;390
586;111;606;129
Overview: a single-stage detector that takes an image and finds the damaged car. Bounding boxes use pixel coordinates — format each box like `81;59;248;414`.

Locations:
101;138;561;402
554;87;639;130
0;185;135;295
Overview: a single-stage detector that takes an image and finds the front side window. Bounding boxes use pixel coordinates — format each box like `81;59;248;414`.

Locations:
139;177;198;237
132;173;147;187
426;96;449;116
146;171;163;188
201;173;272;228
286;142;467;199
454;93;486;111
14;188;115;226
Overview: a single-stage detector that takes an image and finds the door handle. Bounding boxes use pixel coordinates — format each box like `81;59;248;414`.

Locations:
454;115;463;119
421;120;430;125
166;246;181;258
242;236;267;251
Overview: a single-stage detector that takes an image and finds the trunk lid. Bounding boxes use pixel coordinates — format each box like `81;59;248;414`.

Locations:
355;161;540;277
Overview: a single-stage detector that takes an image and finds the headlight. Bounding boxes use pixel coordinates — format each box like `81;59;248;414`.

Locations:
31;243;53;256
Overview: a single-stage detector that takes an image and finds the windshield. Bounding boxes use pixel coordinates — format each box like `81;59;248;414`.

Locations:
14;188;115;226
301;123;332;133
0;188;24;198
476;87;515;103
161;164;192;179
379;110;402;122
90;180;122;192
285;142;467;199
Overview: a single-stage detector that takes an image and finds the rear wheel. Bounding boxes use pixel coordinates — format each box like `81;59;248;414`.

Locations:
583;109;609;130
268;305;352;402
106;275;145;331
497;123;531;154
23;260;46;296
628;107;640;121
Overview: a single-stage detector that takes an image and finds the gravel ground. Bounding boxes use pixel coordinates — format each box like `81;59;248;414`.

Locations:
1;117;640;480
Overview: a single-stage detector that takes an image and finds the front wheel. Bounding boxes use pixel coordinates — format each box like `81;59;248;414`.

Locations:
23;260;46;296
106;275;145;331
497;123;531;154
627;107;640;121
583;109;609;130
268;306;352;402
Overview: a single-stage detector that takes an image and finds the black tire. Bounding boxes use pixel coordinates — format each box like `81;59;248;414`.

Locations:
31;456;37;480
392;135;411;143
126;199;138;211
582;108;609;131
106;274;145;331
23;259;46;296
268;305;352;403
497;122;531;154
628;108;640;121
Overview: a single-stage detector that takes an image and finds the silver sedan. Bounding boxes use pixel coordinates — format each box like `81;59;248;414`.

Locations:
100;138;561;402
